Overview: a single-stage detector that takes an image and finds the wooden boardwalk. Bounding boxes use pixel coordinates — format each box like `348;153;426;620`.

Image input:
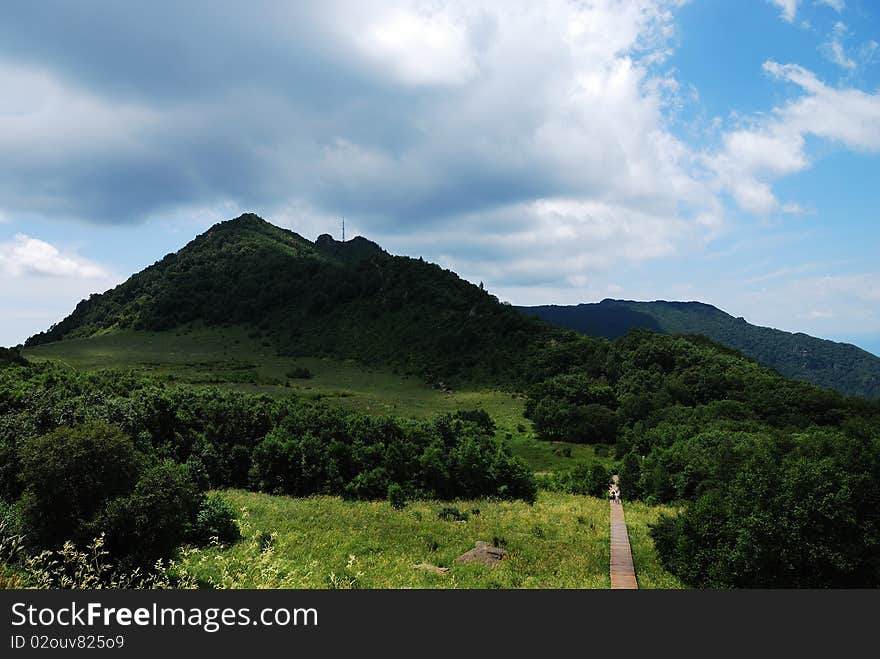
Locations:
609;476;638;589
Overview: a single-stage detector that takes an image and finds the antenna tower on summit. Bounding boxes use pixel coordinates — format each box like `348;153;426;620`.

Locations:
342;217;345;242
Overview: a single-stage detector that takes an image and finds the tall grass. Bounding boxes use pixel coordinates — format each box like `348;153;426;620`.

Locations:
623;502;686;589
176;490;612;589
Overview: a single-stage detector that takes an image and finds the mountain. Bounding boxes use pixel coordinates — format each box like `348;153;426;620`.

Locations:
29;212;879;397
26;213;556;385
520;299;880;399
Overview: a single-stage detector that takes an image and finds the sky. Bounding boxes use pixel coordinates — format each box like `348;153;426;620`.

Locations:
1;0;879;355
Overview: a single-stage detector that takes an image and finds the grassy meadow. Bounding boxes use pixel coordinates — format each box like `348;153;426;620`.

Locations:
175;491;682;589
177;490;611;588
24;329;682;589
23;328;609;472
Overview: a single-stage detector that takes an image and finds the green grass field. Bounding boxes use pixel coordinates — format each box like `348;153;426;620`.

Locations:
175;490;681;589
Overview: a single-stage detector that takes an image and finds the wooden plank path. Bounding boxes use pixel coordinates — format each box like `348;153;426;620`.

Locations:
609;476;638;589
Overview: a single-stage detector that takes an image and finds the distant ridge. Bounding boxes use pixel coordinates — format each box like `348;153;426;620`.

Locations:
521;299;880;399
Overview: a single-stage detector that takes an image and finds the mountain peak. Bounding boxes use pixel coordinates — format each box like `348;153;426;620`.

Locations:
24;213;545;385
315;233;385;263
208;212;272;233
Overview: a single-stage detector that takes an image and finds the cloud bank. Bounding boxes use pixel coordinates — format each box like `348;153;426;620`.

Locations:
0;0;878;323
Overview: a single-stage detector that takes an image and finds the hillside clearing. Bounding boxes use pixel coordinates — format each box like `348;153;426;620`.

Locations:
23;329;609;472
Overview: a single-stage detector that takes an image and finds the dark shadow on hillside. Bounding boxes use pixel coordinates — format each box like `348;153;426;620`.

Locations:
518;302;662;340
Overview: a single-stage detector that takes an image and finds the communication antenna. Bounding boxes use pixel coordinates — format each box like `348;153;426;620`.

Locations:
342;217;345;242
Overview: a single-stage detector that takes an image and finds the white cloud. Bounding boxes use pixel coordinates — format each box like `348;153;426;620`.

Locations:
372;196;703;304
0;63;157;162
815;0;844;12
794;274;880;302
1;0;878;322
860;40;879;64
706;61;880;215
765;61;880;150
758;273;880;334
353;7;478;86
769;0;799;22
0;235;120;345
706;128;807;215
0;234;108;278
821;22;856;70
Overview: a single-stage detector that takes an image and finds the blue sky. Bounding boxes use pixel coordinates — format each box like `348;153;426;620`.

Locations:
1;0;878;355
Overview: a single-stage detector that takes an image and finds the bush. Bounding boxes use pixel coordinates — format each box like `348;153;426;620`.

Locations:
192;493;241;545
99;461;203;567
285;367;312;379
450;408;496;434
618;451;643;500
387;483;406;510
249;428;341;497
437;507;469;522
650;431;880;587
246;407;536;504
0;499;23;539
18;422;141;550
542;461;610;498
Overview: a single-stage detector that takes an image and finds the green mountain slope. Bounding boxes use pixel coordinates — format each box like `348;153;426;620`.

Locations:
521;299;880;398
25;213;556;385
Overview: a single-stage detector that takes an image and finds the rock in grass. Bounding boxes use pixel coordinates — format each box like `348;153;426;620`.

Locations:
413;563;450;575
454;541;508;568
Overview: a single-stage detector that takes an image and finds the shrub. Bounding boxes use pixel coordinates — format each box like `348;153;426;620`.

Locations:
249;428;340;497
650;431;880;587
618;451;643;500
0;499;23;539
99;461;203;567
450;408;496;434
542;461;610;498
192;493;241;545
387;483;406;510
437;507;469;522
18;422;140;550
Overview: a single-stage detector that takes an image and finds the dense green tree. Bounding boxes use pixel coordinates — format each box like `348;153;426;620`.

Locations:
617;451;643;501
18;422;141;549
99;461;203;567
651;430;880;587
